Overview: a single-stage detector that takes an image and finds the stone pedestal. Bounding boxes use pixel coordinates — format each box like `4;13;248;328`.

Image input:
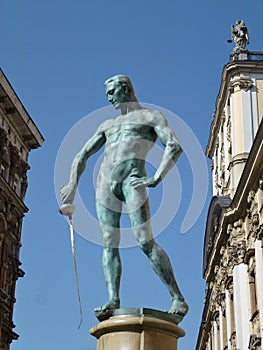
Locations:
90;308;185;350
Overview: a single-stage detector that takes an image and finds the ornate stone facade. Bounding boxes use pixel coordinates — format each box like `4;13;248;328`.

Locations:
196;49;263;350
0;69;43;349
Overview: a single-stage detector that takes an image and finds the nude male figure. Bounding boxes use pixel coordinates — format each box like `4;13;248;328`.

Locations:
60;75;188;319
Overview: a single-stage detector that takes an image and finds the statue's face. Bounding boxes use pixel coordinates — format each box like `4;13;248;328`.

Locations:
106;80;129;109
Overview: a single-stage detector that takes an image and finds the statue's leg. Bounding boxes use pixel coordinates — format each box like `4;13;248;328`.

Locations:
123;181;188;316
94;200;122;312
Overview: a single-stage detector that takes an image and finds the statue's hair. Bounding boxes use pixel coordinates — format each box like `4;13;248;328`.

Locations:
104;75;135;97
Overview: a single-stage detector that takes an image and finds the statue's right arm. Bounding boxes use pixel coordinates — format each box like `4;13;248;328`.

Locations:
60;126;106;204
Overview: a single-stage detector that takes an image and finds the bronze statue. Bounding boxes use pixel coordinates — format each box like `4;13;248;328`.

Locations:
60;75;188;320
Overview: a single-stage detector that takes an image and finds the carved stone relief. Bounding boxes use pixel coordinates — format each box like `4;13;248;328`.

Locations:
230;331;236;350
229;77;254;93
228;220;247;266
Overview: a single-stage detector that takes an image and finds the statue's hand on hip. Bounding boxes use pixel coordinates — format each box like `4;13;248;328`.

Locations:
130;176;160;189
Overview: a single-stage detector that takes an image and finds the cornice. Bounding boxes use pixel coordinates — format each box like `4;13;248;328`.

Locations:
0;69;44;150
206;57;263;159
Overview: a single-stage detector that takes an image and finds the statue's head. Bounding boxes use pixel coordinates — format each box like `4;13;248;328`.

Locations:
236;19;245;26
104;75;137;110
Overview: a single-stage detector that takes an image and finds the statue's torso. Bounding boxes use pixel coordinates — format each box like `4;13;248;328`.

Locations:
97;109;158;189
103;109;157;165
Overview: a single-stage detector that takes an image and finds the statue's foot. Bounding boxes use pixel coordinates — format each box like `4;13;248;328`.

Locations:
94;300;120;321
169;298;188;318
94;299;120;313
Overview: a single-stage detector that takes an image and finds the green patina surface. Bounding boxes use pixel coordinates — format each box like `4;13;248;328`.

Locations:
60;75;188;321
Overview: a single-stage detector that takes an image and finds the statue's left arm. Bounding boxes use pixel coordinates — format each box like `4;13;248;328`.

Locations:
130;112;182;189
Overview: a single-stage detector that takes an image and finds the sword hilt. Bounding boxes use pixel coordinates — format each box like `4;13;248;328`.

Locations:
59;203;76;217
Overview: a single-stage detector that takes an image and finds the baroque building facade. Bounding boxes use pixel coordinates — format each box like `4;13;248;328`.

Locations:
0;69;43;349
196;42;263;349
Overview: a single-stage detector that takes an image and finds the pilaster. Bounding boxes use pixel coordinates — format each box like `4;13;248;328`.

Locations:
225;287;234;350
255;237;263;342
233;263;251;349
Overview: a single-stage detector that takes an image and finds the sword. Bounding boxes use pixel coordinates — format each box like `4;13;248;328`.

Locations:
59;203;83;329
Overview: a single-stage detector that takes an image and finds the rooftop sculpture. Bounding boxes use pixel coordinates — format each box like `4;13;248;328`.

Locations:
231;20;249;52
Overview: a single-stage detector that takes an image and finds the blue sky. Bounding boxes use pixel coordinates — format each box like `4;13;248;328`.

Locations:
1;1;263;349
